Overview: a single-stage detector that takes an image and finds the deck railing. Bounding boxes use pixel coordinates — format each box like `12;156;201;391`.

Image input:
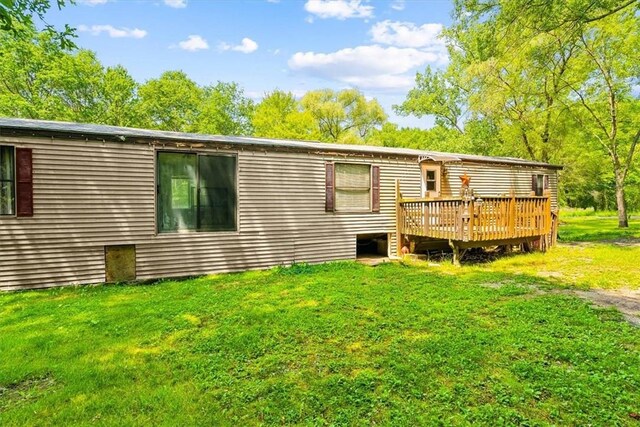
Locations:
397;193;552;243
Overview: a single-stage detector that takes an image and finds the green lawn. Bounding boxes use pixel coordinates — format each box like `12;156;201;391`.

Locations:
559;213;640;243
1;216;639;425
434;214;640;290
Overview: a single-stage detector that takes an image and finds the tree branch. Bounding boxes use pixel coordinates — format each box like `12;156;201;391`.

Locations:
582;0;639;24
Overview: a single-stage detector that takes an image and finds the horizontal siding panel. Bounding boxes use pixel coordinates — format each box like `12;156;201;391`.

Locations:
1;133;554;289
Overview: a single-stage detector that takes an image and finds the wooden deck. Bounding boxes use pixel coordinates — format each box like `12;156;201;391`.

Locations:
395;181;554;259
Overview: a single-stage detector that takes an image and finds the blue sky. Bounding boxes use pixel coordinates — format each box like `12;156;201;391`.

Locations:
47;0;454;128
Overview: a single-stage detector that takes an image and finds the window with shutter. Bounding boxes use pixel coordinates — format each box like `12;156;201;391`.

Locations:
334;163;372;212
0;146;15;216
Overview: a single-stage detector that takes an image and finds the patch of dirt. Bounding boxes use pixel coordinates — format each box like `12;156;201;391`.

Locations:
601;238;640;247
564;238;640;248
572;288;640;327
483;282;640;327
356;256;390;266
0;375;56;411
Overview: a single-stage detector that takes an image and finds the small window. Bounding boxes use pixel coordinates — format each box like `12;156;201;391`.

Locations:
157;152;237;233
425;170;437;191
0;146;15;216
422;166;440;196
533;174;546;197
335;163;371;212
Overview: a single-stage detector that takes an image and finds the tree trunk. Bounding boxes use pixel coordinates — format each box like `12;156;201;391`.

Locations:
614;174;628;228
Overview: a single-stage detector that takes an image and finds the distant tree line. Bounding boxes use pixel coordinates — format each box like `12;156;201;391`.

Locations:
1;0;638;224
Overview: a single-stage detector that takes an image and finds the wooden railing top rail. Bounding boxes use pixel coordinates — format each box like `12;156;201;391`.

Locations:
399;195;550;204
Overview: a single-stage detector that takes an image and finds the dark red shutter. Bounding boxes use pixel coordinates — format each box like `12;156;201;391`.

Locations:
325;162;335;212
543;174;550;190
371;165;380;212
16;148;33;217
531;175;537;193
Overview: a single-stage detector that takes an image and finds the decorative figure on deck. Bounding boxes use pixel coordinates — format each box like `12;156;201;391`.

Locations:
459;172;472;199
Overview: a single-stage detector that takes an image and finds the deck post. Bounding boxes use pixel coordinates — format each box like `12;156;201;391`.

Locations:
395;179;403;257
448;240;461;266
508;192;516;236
468;199;474;242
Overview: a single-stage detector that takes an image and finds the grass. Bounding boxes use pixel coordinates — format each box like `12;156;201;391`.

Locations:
427;214;640;290
558;213;640;243
0;216;639;425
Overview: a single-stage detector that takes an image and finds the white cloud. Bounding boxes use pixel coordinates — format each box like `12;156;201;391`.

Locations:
370;20;445;50
304;0;374;20
178;35;209;51
78;24;147;39
164;0;187;8
219;37;259;54
288;45;445;90
78;0;110;5
390;0;404;10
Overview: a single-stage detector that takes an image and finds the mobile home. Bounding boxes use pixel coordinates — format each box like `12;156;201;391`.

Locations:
0;119;561;290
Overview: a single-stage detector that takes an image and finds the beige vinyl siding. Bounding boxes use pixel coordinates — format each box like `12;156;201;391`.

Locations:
136;150;421;280
0;135;421;290
440;162;559;209
0;133;558;290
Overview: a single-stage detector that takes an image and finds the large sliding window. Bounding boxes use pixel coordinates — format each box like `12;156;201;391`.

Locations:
157;152;236;233
0;146;15;216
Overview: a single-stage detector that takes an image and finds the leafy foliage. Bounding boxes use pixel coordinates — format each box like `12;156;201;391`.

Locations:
300;88;387;143
0;28;138;124
399;0;640;222
137;71;203;132
0;0;75;48
252;90;320;140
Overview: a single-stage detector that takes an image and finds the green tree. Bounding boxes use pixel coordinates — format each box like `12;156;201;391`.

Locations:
100;65;140;127
0;27;65;119
138;71;203;132
300;89;387;143
196;82;254;136
0;0;75;48
252;90;319;140
0;27;139;125
395;66;466;133
401;0;639;224
561;10;640;226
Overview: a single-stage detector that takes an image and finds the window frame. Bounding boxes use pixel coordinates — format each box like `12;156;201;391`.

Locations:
155;149;239;235
0;145;16;217
333;162;373;213
421;163;441;197
533;174;547;197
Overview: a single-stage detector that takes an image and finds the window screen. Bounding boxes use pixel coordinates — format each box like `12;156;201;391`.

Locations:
335;163;371;212
0;146;15;216
198;155;236;231
157;152;236;233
